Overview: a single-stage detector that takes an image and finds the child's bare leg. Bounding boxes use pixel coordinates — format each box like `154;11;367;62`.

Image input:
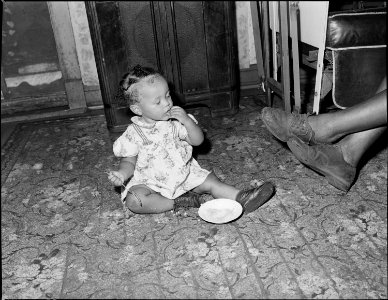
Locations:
125;185;174;214
193;172;275;214
192;172;239;199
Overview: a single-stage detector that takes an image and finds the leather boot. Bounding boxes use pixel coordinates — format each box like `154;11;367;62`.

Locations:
261;107;318;145
287;137;356;192
236;182;275;214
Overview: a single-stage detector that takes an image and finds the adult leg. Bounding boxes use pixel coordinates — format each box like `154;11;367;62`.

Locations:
339;126;387;168
287;125;386;192
308;89;387;143
296;77;387;167
269;77;387;191
304;77;387;167
261;77;387;144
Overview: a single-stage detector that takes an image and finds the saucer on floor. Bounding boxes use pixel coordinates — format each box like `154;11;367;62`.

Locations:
198;198;243;224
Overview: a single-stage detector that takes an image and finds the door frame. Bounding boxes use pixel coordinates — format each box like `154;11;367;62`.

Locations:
1;2;87;123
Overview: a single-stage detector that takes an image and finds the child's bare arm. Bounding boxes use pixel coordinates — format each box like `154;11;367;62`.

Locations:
169;106;204;146
108;156;137;186
182;117;204;146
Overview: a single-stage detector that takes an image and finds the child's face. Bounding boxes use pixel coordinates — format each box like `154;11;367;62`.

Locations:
131;77;173;123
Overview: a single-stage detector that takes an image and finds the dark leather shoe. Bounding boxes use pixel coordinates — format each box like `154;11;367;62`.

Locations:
236;182;275;214
261;107;318;145
287;137;356;192
174;191;203;212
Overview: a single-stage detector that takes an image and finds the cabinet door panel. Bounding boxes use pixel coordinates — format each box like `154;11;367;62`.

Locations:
86;1;238;132
172;2;209;93
204;2;237;90
119;1;159;69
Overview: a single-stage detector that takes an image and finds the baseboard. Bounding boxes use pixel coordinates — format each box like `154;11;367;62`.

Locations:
239;64;266;98
1;84;103;121
239;64;263;88
84;85;103;107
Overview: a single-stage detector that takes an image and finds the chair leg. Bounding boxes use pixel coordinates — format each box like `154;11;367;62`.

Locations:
279;1;291;113
289;1;302;113
312;4;330;115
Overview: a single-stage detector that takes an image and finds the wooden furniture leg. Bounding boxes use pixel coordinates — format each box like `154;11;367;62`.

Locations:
289;1;301;113
312;3;329;114
279;1;291;112
250;1;266;98
261;1;273;107
258;1;303;113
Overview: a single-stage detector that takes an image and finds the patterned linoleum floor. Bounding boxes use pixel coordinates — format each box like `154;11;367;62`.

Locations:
1;95;387;299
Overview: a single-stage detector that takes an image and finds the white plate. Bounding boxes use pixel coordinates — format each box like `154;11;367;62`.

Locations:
198;198;243;224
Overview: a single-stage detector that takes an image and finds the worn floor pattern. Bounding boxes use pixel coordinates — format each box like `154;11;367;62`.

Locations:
1;96;387;299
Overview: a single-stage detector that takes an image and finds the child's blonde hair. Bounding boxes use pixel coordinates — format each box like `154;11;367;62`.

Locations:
120;65;163;106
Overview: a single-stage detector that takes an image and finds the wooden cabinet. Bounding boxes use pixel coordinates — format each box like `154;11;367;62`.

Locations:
86;1;239;132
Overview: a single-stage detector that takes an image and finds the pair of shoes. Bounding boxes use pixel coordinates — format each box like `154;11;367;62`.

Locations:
261;107;318;145
236;182;275;214
173;191;203;212
287;137;357;192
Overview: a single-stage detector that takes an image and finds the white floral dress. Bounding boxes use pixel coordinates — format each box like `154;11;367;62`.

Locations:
113;114;210;200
